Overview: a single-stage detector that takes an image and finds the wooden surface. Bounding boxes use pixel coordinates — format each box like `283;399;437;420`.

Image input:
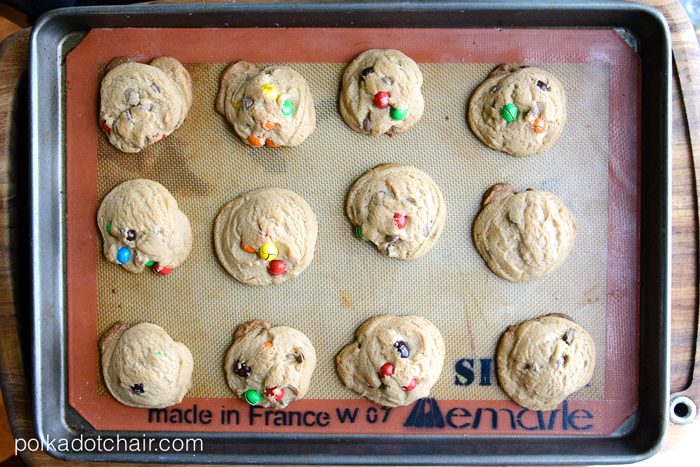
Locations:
0;1;698;465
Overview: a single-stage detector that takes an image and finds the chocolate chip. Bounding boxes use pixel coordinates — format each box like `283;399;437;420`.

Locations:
242;96;254;109
536;80;549;92
360;67;374;79
124;87;138;103
530;103;541;118
139;103;153;112
381;76;393;86
386;234;399;243
126;229;137;241
235;360;251;377
490;85;500;93
555;357;565;367
362;116;371;132
393;340;410;358
131;383;144;395
295;354;304;364
124;109;134;123
422;221;434;237
563;329;575;344
150;83;160;93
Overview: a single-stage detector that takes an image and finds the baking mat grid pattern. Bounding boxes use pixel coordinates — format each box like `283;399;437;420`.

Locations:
96;61;609;401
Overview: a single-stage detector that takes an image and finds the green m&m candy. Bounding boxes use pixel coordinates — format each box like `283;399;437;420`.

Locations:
390;107;408;121
355;225;365;241
146;260;155;267
280;99;295;117
244;389;262;405
501;103;518;122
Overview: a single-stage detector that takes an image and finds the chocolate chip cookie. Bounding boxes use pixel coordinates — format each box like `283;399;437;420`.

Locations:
216;62;316;148
472;183;577;281
496;314;596;411
346;164;445;260
339;49;424;136
97;179;193;275
224;320;317;409
468;64;566;156
101;322;194;408
100;57;192;153
336;315;445;407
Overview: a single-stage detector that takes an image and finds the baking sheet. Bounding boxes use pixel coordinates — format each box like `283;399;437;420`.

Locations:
65;28;640;435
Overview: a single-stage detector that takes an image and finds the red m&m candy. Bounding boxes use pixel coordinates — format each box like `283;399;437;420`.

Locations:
373;91;390;109
268;259;287;276
402;377;418;392
379;362;394;378
393;213;407;229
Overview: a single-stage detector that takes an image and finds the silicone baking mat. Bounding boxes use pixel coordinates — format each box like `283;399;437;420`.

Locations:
65;28;640;435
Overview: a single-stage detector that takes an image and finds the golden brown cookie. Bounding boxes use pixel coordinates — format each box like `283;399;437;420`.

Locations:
336;315;445;407
97;179;193;275
496;314;596;411
213;188;318;286
339;49;424;136
468;64;566;157
99;57;192;153
216;61;316;148
472;183;576;282
224;320;317;409
100;322;194;408
346;164;445;260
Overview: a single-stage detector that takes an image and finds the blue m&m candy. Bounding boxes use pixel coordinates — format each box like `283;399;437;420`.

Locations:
116;246;131;264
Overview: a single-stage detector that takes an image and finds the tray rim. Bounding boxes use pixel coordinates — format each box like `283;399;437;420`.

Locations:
29;1;671;464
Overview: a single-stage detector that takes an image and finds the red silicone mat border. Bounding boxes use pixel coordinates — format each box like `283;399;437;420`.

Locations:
65;28;640;435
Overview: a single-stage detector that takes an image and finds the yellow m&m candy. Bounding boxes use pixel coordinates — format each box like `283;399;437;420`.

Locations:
258;241;278;261
261;83;280;101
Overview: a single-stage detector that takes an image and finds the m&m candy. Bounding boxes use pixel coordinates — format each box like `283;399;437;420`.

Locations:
533;117;545;134
373;91;390;109
244;389;262;405
501;103;519;122
268;260;287;276
261;83;280;100
390;108;408;121
379;362;394;378
116;246;131;264
258;242;278;261
280;99;294;116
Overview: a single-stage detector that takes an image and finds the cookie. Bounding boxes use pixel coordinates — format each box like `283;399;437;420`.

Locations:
100;57;192;153
496;314;596;411
472;183;576;282
97;179;193;275
468;64;566;157
336;315;445;407
213;188;318;286
339;49;424;136
224;320;317;409
216;62;316;147
100;322;194;408
346;164;445;260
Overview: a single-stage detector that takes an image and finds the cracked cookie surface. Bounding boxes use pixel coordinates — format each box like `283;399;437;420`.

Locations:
336;315;445;407
213;188;318;286
216;62;316;148
100;57;192;153
496;314;596;411
468;64;566;157
339;49;424;136
224;320;317;409
100;322;194;408
97;179;193;275
346;164;445;260
472;183;576;282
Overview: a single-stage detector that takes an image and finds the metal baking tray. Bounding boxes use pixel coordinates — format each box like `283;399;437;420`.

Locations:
29;1;670;464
